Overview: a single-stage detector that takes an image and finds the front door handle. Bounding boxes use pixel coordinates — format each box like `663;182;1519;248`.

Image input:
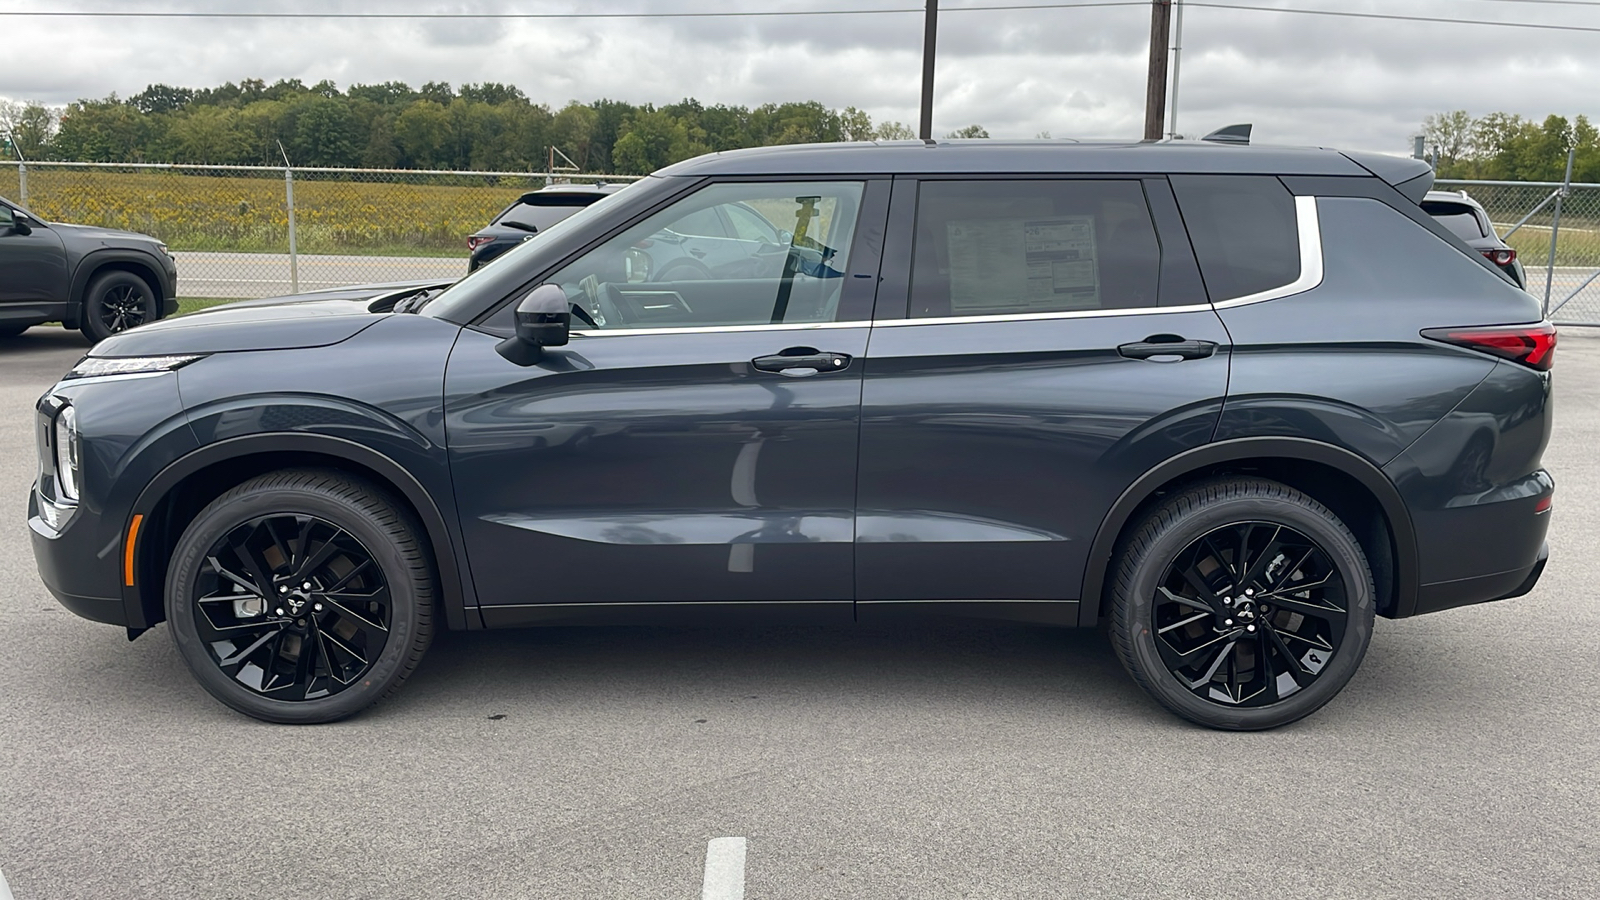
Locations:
752;348;852;376
1118;336;1218;361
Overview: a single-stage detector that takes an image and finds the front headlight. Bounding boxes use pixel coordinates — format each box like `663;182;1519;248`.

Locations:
155;242;172;258
64;355;203;381
54;404;80;503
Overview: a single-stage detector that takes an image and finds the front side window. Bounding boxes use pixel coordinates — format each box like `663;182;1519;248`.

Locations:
546;181;865;330
909;179;1163;318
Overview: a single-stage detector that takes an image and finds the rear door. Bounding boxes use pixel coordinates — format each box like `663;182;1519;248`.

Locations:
854;176;1229;616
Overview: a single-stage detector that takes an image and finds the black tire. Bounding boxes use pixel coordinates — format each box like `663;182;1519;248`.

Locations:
0;324;28;338
80;270;158;342
1107;477;1375;730
165;469;435;724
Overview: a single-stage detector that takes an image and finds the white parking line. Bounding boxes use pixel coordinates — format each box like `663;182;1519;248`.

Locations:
0;863;15;900
701;837;746;900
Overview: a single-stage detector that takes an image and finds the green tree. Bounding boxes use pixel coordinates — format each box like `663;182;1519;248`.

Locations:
395;100;453;168
290;96;361;166
51;97;153;162
1421;110;1474;165
946;124;990;139
840;106;876;142
130;84;194;115
875;120;915;141
168;105;251;164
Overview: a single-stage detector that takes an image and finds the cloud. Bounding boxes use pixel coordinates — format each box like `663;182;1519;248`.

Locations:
0;0;1594;153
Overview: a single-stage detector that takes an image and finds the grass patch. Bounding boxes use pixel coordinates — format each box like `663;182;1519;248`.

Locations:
174;297;248;316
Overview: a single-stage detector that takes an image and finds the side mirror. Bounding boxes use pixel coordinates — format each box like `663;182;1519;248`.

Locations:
496;283;570;365
0;208;23;235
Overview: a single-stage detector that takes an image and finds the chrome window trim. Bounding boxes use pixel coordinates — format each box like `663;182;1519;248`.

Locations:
874;194;1324;328
570;320;866;338
560;197;1325;336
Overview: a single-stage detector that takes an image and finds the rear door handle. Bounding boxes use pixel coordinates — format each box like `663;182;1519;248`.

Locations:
1117;337;1217;361
752;349;852;376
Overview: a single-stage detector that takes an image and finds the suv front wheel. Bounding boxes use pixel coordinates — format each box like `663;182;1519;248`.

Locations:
1108;477;1375;730
165;469;435;724
81;270;158;342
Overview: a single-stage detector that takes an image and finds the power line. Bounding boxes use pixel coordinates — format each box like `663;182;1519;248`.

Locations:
1186;3;1600;33
0;2;1145;20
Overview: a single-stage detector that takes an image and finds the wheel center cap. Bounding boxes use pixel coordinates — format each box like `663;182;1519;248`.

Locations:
1232;600;1258;623
285;594;308;615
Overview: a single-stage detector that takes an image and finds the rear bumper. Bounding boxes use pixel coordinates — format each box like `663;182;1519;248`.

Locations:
1414;541;1549;616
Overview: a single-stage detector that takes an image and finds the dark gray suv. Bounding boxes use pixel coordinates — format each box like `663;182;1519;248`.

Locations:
30;140;1554;730
0;197;179;341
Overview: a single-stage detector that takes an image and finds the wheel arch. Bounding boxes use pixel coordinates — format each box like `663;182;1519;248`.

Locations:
123;433;475;633
1078;438;1419;627
70;251;170;327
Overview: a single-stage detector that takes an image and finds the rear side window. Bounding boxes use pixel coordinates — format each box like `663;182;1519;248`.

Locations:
1170;175;1300;302
1421;201;1488;240
909;179;1162;317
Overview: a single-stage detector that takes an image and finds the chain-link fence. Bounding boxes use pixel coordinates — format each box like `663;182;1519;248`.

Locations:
1435;178;1600;326
0;161;640;302
2;161;1594;321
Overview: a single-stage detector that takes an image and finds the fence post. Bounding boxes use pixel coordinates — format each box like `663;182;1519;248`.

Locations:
17;162;25;206
284;166;299;294
1542;145;1576;317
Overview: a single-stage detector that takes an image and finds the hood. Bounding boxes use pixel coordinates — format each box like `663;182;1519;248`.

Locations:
196;280;451;312
48;221;165;244
91;298;387;357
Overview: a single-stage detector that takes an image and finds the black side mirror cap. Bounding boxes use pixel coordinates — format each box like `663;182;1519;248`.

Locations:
496;283;571;365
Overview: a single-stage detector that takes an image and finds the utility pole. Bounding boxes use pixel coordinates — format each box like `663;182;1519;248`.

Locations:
920;0;938;141
1144;0;1173;141
1167;0;1185;139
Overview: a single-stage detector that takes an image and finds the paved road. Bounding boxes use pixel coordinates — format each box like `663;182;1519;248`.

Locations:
172;251;465;299
1;327;1598;899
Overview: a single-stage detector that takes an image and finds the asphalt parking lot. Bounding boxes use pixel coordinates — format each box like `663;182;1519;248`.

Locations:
1;325;1597;900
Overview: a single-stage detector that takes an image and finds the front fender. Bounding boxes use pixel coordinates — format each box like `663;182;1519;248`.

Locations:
69;248;175;324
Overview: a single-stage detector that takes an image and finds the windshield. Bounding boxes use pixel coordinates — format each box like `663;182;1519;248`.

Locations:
1422;201;1488;240
423;176;678;324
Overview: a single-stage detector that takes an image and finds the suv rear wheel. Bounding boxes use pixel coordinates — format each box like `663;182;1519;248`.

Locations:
1108;477;1375;730
81;270;158;342
165;469;435;724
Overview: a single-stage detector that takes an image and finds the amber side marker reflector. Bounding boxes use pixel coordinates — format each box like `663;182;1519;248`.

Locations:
124;514;144;586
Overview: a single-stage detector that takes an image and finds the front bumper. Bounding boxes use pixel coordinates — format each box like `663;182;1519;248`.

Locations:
29;490;127;626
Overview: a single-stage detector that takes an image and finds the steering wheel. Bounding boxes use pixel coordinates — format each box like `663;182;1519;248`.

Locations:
579;276;628;329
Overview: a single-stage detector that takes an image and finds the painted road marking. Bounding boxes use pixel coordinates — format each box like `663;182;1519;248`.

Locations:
701;837;747;900
0;863;15;900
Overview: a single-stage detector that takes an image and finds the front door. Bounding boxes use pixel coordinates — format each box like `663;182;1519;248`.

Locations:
445;179;887;623
0;205;67;307
855;176;1230;612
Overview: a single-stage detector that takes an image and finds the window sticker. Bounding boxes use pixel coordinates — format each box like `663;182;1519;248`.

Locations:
946;216;1099;313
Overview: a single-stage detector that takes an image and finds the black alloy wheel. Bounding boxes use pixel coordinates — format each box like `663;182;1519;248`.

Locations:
1151;521;1346;707
191;514;391;701
81;270;158;342
1109;478;1375;730
166;469;434;723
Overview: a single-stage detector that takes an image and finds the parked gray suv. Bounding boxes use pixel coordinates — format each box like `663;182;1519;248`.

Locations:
0;196;178;341
31;139;1553;730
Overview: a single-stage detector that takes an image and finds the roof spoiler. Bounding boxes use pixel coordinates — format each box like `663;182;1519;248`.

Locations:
1342;151;1435;204
1201;124;1252;144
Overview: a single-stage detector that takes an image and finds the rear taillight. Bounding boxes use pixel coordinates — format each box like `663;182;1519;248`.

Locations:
1482;248;1516;266
467;235;494;252
1422;322;1556;371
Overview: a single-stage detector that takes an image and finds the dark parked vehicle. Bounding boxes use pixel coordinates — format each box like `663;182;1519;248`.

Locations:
32;139;1554;730
467;183;625;270
1422;189;1526;288
0;196;179;341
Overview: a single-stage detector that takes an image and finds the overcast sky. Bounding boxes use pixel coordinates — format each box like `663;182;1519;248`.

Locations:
1;0;1594;154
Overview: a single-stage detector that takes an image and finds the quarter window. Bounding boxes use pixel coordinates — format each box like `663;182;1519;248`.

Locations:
543;181;865;329
1169;175;1301;302
909;179;1163;318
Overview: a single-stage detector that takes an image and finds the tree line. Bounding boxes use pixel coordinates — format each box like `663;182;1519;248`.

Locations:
1422;111;1600;183
0;79;983;174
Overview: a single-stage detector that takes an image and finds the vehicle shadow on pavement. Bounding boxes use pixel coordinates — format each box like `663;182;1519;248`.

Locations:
392;620;1154;723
